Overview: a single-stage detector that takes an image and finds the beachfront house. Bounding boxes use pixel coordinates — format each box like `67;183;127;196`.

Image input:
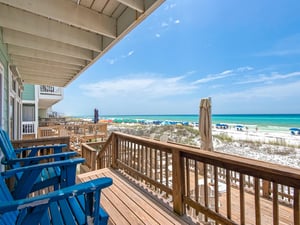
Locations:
21;84;64;139
1;1;300;225
0;0;165;138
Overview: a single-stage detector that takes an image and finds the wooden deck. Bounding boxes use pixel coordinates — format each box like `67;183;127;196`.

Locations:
77;168;194;225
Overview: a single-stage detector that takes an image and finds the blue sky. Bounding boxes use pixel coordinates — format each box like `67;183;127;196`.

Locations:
53;0;300;116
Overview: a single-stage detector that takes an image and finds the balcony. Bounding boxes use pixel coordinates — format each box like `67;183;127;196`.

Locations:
12;132;300;224
38;85;63;109
78;132;300;225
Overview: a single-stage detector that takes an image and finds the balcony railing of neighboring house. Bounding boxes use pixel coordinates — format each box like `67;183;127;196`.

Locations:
81;132;300;225
39;85;62;96
37;123;108;151
22;121;36;134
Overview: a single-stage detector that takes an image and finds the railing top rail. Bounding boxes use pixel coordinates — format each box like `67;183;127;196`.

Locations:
112;132;300;188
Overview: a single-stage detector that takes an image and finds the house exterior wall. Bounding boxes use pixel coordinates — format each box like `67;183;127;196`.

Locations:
0;28;23;139
22;84;35;101
0;28;9;132
0;28;9;172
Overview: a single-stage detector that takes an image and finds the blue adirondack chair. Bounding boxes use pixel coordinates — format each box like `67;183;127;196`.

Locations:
0;128;77;166
0;128;84;198
0;164;113;225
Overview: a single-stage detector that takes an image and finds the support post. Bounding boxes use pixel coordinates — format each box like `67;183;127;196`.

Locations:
111;133;118;169
172;149;184;215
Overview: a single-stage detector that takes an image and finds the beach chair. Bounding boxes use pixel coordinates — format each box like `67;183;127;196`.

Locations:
0;165;112;225
0;128;83;198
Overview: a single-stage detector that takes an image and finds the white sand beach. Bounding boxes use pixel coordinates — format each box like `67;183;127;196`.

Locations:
108;123;300;169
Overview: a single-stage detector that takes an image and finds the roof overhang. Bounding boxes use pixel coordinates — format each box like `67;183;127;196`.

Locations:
0;0;165;87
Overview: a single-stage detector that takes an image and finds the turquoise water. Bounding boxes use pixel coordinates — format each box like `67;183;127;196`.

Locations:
80;114;300;132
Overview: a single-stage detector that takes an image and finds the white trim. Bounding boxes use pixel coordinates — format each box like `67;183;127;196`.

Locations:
8;65;22;139
0;62;4;128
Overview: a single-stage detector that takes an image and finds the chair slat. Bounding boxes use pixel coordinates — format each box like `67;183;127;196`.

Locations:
49;202;64;225
68;196;86;224
58;199;77;225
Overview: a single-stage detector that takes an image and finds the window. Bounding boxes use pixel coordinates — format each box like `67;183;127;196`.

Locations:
22;104;35;121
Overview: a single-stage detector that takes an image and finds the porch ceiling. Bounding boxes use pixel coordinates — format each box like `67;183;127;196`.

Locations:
0;0;164;87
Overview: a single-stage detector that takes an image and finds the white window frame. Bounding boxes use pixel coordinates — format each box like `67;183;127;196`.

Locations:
8;67;22;139
0;62;3;128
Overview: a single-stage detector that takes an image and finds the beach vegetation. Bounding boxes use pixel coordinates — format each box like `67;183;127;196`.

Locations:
213;133;233;142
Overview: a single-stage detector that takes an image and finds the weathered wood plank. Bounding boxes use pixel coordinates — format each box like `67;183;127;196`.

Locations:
78;168;192;225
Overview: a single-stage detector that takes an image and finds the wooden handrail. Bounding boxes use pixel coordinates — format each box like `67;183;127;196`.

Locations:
12;136;70;151
88;131;300;224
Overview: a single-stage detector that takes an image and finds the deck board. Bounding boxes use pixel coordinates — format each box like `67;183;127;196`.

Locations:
77;168;193;225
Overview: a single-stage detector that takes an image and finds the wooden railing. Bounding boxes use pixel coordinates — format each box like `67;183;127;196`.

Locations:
37;123;108;151
38;123;107;139
81;141;107;171
12;136;70;150
11;136;71;159
83;132;300;225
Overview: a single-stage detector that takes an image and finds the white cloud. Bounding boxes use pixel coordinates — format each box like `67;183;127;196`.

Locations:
155;33;161;38
237;71;300;84
193;66;253;84
106;58;117;65
210;80;300;113
164;3;177;10
127;50;134;56
80;74;198;100
174;20;180;24
194;70;233;84
161;22;169;27
214;80;300;100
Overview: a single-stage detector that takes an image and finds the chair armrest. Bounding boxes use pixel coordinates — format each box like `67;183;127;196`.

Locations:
1;158;85;179
2;158;86;199
14;144;68;155
2;151;78;165
0;177;112;212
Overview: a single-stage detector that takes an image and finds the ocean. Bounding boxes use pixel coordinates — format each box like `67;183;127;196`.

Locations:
88;114;300;133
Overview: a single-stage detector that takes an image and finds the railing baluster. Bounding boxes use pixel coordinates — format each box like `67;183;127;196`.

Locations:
149;147;153;180
204;163;208;222
273;182;279;225
255;177;261;225
154;149;158;190
226;169;231;220
194;160;199;215
294;188;300;225
186;158;190;201
160;150;163;189
240;173;245;225
214;166;219;213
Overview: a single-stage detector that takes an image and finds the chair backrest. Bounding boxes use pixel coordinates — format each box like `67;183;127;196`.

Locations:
0;176;18;224
0;129;18;164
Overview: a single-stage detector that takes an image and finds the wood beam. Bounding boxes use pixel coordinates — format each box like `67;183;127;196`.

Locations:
3;29;94;60
23;77;69;87
0;3;104;52
10;55;83;71
0;0;117;38
8;45;87;67
19;68;75;78
117;0;144;13
14;62;79;74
